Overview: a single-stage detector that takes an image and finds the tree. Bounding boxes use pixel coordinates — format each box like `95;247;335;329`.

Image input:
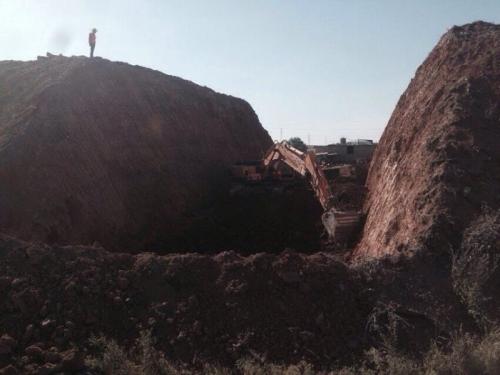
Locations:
288;137;307;152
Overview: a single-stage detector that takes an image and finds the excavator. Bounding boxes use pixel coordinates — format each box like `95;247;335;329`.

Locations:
262;141;360;242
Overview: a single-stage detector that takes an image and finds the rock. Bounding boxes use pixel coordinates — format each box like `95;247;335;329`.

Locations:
25;345;44;359
40;320;55;334
0;335;16;355
113;296;123;305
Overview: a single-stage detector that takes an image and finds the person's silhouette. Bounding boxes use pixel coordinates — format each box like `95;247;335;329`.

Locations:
88;28;97;58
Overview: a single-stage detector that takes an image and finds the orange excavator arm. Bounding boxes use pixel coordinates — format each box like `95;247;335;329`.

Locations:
262;141;333;210
262;141;360;242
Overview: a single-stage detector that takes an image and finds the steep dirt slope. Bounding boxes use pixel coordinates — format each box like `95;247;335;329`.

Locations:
0;56;272;251
355;22;500;260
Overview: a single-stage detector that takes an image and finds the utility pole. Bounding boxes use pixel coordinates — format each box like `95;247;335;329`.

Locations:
307;133;311;145
280;128;283;140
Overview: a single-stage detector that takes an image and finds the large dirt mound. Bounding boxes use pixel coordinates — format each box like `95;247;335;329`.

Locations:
0;235;371;373
0;56;271;251
355;22;500;260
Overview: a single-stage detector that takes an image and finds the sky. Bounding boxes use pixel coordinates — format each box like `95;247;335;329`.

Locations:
0;1;499;144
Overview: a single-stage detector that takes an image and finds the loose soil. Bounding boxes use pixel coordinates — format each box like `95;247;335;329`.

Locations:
355;21;500;260
0;56;272;252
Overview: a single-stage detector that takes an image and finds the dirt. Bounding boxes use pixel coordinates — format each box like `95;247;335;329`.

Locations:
0;55;272;252
0;235;372;373
0;234;479;374
1;21;500;373
354;21;500;260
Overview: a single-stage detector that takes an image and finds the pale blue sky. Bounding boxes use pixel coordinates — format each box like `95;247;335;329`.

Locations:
0;1;498;144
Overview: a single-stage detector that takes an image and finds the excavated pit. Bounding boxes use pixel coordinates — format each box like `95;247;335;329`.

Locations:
166;180;325;254
0;55;330;255
2;21;500;373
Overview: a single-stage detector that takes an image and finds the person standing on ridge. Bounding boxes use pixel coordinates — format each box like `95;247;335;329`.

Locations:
88;28;97;58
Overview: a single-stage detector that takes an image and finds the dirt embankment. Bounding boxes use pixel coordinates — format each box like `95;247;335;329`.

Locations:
0;56;272;252
355;21;500;260
0;235;371;373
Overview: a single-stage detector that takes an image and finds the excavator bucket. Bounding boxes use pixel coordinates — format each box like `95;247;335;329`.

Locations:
261;141;362;243
322;208;361;243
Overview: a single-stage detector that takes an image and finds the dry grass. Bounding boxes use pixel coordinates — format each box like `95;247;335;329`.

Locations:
339;329;500;375
86;329;500;374
86;330;183;375
452;208;500;328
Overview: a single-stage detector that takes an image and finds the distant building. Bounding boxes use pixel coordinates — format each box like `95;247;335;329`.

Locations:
310;138;376;163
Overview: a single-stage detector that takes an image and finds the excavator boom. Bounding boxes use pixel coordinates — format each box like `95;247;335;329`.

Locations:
263;141;332;209
262;141;360;242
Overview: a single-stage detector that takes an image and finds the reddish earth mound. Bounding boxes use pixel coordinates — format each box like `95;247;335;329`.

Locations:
0;235;370;372
355;22;500;260
0;56;271;251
